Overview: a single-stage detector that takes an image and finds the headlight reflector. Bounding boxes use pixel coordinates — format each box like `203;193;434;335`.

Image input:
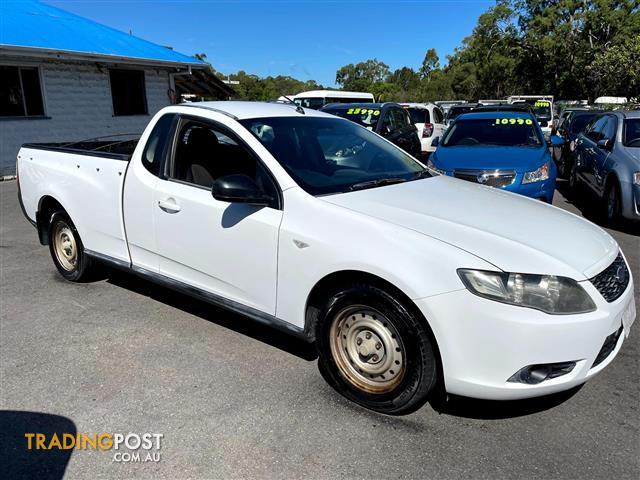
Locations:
457;269;596;314
522;162;550;184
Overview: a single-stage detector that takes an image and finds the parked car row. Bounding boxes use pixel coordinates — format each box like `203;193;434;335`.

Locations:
316;96;638;224
569;111;640;223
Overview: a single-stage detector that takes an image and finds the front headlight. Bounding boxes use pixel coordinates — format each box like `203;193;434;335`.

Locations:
522;162;550;184
427;158;445;176
457;269;596;314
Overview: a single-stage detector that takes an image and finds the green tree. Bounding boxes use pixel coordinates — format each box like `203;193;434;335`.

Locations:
588;35;640;98
419;48;440;80
335;59;390;91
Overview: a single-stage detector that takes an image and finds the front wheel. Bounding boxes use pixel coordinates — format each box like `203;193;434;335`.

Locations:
315;283;438;415
48;211;96;281
603;180;621;225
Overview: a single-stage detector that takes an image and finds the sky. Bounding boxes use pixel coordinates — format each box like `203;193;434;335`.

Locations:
45;0;495;87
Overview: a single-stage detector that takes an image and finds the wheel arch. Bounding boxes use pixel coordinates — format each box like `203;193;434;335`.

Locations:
36;195;68;245
304;269;445;392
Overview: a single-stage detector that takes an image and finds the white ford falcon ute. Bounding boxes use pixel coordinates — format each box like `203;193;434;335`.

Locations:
17;102;635;415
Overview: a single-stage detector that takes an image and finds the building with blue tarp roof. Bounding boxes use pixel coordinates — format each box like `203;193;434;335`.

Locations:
0;0;234;175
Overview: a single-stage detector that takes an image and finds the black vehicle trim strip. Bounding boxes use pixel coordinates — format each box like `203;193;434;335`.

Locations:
21;143;132;161
83;250;308;341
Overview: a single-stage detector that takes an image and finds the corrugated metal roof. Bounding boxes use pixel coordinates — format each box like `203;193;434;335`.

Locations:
0;0;205;66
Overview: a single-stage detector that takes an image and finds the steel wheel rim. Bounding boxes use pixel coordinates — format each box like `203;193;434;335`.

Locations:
329;305;405;394
53;222;77;271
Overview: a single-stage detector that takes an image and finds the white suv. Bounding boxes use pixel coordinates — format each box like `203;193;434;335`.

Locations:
401;103;446;156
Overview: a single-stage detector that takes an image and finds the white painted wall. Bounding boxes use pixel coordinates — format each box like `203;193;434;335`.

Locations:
0;59;171;175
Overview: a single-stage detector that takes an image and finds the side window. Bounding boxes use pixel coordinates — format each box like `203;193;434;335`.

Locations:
390;108;408;130
434;108;444;124
170;119;279;207
380;111;393;136
141;114;175;176
587;116;607;142
602;117;617;142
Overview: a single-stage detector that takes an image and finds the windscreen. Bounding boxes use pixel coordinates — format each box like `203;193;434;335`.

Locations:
323;106;382;129
240;116;427;195
442;116;543;147
624;119;640;147
405;108;429;124
570;113;599;134
522;99;552;119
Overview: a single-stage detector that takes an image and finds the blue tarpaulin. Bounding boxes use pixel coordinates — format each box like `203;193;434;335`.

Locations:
0;0;204;66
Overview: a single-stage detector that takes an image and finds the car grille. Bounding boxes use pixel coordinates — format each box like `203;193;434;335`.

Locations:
589;253;630;302
591;326;623;368
453;169;516;188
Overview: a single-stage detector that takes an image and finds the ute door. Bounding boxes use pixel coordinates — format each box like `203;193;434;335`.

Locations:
123;112;178;272
152;115;283;314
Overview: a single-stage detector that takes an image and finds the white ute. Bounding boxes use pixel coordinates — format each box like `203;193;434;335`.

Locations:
17;101;635;415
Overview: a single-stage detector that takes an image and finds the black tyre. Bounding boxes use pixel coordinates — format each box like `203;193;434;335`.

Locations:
557;152;569;179
603;180;621;225
569;159;579;191
315;283;438;415
47;211;96;281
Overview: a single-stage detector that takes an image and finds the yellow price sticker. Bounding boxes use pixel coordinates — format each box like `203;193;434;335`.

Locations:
346;108;380;116
495;118;533;125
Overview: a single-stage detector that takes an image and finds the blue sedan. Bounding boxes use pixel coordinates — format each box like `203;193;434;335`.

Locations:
428;111;563;203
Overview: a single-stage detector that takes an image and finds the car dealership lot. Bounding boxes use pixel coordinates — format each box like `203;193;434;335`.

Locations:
1;180;638;479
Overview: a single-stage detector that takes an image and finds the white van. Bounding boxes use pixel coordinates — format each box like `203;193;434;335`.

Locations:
293;90;375;110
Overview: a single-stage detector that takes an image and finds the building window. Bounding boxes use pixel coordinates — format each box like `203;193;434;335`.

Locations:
0;66;45;117
109;69;148;116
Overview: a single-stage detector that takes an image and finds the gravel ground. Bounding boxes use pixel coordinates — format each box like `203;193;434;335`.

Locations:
1;179;638;480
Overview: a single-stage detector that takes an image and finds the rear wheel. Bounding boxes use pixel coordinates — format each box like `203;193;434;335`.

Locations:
48;211;95;281
315;283;438;415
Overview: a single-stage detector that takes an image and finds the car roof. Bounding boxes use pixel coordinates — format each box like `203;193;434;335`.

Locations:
473;104;532;112
457;111;534;121
621;110;640;119
399;102;437;109
185;101;333;120
321;102;392;110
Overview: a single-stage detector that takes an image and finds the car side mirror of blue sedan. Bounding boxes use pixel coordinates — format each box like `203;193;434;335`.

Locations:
549;135;564;146
431;136;440;147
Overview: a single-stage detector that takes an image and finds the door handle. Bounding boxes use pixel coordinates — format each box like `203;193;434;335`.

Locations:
158;198;181;213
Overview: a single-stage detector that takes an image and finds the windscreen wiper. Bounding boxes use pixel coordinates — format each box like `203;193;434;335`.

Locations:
348;177;407;192
412;169;432;179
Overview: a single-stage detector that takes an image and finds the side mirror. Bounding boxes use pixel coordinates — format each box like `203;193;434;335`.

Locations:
211;174;273;206
597;138;613;150
549;135;565;147
431;136;440;147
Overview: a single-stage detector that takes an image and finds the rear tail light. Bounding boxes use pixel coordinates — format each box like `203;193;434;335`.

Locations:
422;123;434;138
